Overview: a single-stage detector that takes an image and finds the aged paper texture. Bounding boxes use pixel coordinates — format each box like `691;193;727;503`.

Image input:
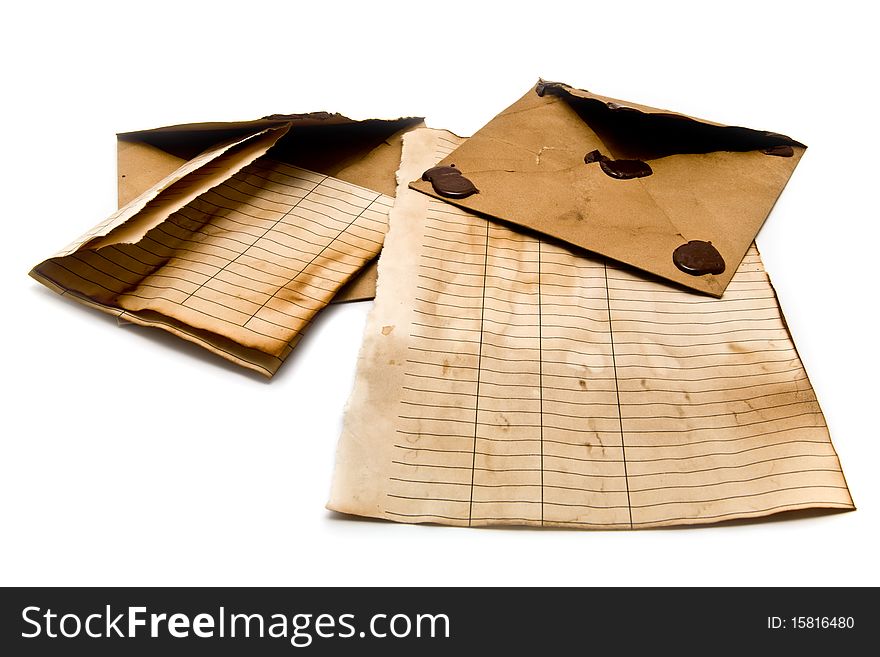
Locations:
31;131;392;376
329;128;853;528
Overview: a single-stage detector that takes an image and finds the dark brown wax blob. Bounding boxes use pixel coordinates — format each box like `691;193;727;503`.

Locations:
584;149;603;164
421;165;457;181
421;164;479;199
762;144;794;157
600;158;653;179
672;240;726;276
583;149;653;179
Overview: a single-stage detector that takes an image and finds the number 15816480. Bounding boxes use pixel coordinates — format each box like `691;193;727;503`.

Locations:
767;617;855;630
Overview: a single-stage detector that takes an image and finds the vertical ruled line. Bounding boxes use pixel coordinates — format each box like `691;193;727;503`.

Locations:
604;260;633;528
468;219;491;527
538;241;544;526
244;192;382;327
179;173;326;306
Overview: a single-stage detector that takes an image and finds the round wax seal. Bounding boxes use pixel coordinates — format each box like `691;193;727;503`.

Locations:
672;241;726;276
421;164;479;199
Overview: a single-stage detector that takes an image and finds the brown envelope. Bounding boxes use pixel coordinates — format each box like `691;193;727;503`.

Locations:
409;81;805;297
118;112;425;302
31;112;423;377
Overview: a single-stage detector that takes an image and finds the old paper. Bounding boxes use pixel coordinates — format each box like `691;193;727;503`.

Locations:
329;128;853;528
31;129;393;376
410;81;805;298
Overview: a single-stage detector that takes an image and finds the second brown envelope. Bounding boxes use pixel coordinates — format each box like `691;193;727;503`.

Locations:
31;113;423;376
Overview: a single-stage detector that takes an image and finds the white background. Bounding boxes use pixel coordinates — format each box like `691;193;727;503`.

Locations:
2;1;877;586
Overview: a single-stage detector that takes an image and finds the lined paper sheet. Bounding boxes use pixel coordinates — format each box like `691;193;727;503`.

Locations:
31;146;392;375
328;128;853;528
114;159;390;355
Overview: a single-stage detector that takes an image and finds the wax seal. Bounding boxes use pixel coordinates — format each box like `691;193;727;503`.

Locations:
672;241;726;276
762;145;794;157
584;149;603;164
584;149;653;180
421;164;479;199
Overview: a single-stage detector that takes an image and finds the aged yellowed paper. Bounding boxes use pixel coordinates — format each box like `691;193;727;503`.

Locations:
328;128;853;528
31;130;392;376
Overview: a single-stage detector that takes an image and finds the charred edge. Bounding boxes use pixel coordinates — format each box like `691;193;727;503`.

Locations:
762;145;795;157
535;80;569;98
534;80;806;155
261;111;341;121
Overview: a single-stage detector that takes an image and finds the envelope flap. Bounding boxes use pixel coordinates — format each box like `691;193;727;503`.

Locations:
409;81;805;296
119;113;423;163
